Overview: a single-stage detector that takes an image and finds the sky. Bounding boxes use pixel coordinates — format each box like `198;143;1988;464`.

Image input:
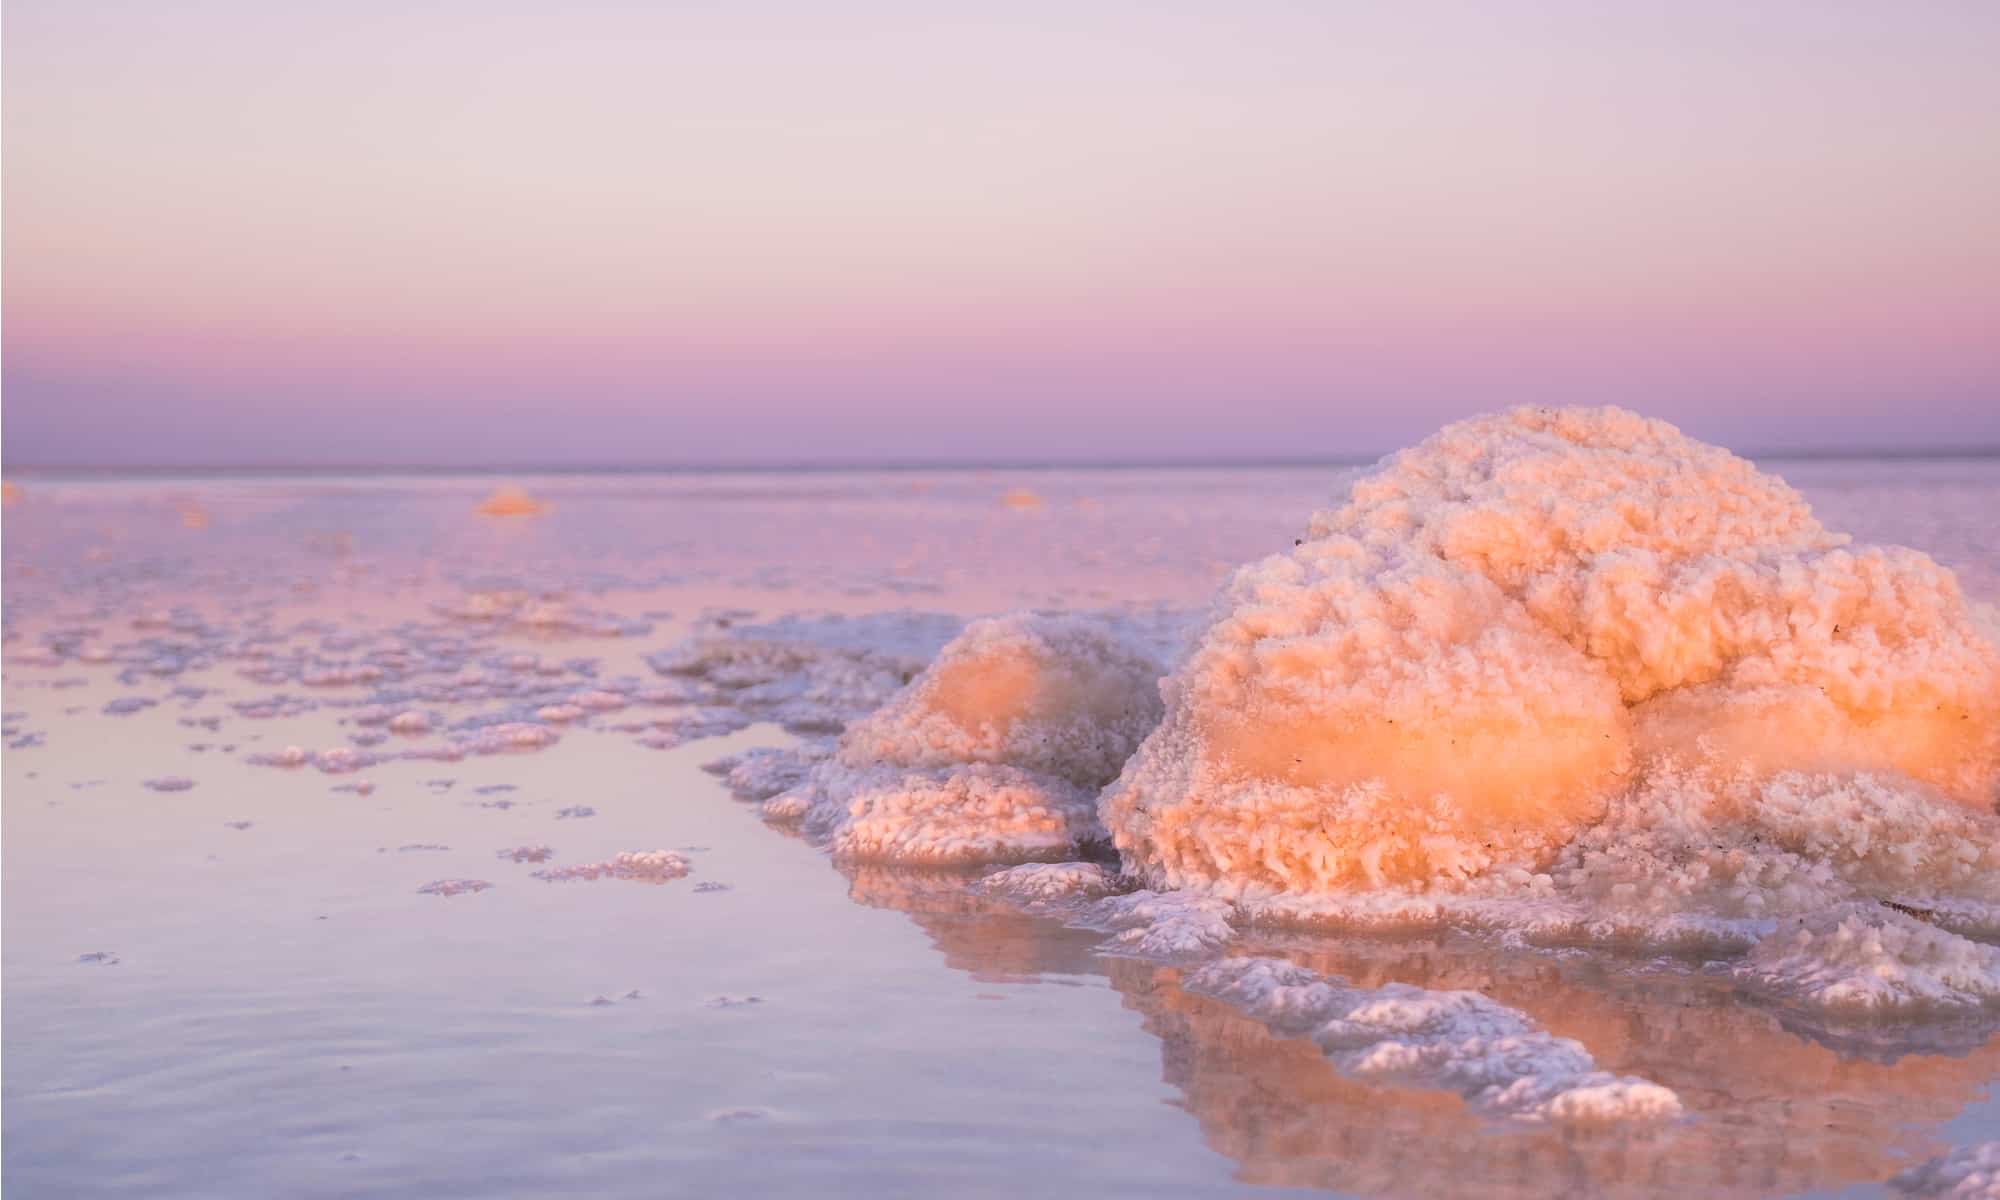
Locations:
4;0;1998;467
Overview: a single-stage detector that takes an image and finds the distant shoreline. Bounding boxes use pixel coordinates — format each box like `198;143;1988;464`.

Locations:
8;445;2000;480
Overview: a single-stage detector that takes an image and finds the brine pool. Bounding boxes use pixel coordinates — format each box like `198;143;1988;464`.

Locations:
4;460;1997;1199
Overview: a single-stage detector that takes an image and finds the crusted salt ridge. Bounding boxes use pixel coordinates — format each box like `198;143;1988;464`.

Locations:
762;613;1162;867
1182;956;1683;1125
1891;1142;2000;1199
1734;904;2000;1015
1104;405;2000;894
1230;766;2000;1018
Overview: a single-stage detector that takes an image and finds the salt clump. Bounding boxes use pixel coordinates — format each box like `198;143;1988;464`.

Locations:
770;613;1163;865
1104;406;2000;894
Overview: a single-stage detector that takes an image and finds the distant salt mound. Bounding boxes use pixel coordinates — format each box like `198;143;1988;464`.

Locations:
475;486;548;517
769;613;1163;865
1104;406;2000;893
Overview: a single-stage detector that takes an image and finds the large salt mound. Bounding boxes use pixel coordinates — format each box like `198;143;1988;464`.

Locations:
770;613;1163;865
1105;406;2000;893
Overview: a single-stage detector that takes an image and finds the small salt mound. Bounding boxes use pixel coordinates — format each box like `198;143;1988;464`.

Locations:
475;486;548;517
770;613;1163;866
840;612;1164;788
1105;406;2000;894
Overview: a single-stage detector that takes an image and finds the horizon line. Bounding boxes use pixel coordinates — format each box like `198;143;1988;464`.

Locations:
7;444;2000;478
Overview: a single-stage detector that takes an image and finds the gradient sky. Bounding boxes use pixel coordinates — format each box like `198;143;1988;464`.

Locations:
5;0;1999;466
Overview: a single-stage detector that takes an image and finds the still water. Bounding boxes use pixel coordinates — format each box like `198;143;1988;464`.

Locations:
4;460;1996;1198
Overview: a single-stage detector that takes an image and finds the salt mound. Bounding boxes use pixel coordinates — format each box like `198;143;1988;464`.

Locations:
1105;406;2000;893
770;613;1163;865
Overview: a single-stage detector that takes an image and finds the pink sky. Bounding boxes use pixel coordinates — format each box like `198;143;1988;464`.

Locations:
5;0;1998;465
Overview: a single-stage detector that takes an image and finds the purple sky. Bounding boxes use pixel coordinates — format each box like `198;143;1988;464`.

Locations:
6;1;1999;466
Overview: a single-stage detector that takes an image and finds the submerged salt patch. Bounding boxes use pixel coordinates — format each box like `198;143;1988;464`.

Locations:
768;614;1161;865
533;850;690;883
646;611;962;736
1184;957;1681;1125
417;879;493;897
702;744;825;802
1104;406;2000;894
978;861;1119;901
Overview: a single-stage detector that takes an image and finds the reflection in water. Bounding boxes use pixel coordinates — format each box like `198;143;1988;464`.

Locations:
838;860;2000;1198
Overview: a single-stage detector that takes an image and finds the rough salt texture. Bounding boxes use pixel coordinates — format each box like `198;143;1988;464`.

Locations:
785;762;1101;866
1182;956;1682;1125
1891;1142;2000;1199
766;614;1163;866
1105;406;2000;894
1734;904;2000;1015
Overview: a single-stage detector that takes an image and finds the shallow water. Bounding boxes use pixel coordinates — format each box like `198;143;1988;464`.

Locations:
4;460;1996;1198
